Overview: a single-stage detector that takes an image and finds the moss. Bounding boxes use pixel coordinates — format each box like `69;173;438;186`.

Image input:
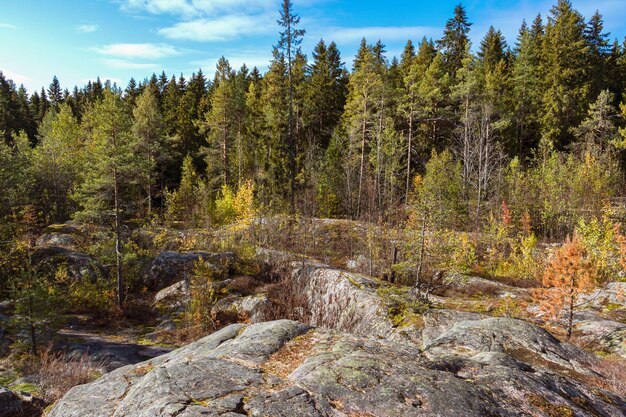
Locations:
0;370;19;387
527;394;574;417
9;383;40;394
191;398;210;407
346;276;363;289
604;303;623;311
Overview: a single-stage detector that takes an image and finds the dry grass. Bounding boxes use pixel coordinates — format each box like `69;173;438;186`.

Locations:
261;330;318;379
588;356;626;397
33;348;104;403
262;263;312;324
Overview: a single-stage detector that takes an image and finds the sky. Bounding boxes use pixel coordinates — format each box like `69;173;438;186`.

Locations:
1;0;625;94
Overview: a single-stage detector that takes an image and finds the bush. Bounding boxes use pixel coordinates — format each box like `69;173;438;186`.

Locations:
34;348;103;403
186;259;218;332
214;180;256;226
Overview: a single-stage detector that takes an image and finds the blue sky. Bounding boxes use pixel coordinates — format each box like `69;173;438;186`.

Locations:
1;0;625;93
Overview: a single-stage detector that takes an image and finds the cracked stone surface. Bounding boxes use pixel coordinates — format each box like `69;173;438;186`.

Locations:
48;319;625;417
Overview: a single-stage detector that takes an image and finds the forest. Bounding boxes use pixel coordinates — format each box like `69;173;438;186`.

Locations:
1;0;626;415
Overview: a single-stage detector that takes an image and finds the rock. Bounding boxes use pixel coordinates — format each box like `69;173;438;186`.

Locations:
346;254;367;271
421;309;487;347
599;328;626;358
0;386;43;417
36;233;77;249
47;320;625;417
32;246;105;282
573;310;626;344
425;317;596;375
289;263;422;344
146;252;236;290
578;282;626;309
212;294;270;323
154;280;189;309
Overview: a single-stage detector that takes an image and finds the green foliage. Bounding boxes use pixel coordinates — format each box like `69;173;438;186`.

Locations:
416;149;466;229
576;213;622;281
187;259;218;332
52;264;113;313
8;252;62;353
214;180;256;226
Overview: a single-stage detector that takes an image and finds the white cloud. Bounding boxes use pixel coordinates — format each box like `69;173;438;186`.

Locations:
76;24;99;33
101;59;160;70
1;69;32;85
93;43;181;58
119;0;275;17
0;23;16;29
158;13;274;41
328;26;440;44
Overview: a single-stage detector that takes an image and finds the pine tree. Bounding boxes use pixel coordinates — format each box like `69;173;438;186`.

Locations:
32;103;83;222
0;132;32;219
124;78;139;107
399;38;436;201
132;84;166;215
478;26;507;73
437;4;472;77
75;90;137;308
342;41;384;217
573;89;618;152
203;57;235;188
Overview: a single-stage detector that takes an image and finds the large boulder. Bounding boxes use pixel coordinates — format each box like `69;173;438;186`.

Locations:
146;252;236;290
32;246;105;282
36;233;77;249
47;320;625;417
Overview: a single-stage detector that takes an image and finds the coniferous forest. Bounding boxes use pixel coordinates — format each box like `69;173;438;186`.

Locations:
2;1;626;415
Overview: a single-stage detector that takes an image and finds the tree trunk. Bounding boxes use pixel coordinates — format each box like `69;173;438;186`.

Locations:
405;113;413;204
28;295;37;355
357;99;367;219
114;167;124;309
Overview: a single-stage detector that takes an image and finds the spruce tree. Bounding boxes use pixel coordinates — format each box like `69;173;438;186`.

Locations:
47;76;63;110
512;17;543;158
277;0;305;213
437;4;472;77
304;39;348;150
584;11;610;100
541;0;589;148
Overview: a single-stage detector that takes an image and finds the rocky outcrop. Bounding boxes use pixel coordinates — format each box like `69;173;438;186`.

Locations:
146;252;236;290
35;233;77;249
600;328;626;358
0;387;43;417
287;262;425;344
31;246;105;282
578;282;626;309
48;319;625;417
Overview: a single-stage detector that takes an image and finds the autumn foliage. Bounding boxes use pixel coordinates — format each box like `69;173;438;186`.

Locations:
534;234;598;339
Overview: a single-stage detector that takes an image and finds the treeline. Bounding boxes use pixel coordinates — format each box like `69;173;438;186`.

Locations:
2;0;626;240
